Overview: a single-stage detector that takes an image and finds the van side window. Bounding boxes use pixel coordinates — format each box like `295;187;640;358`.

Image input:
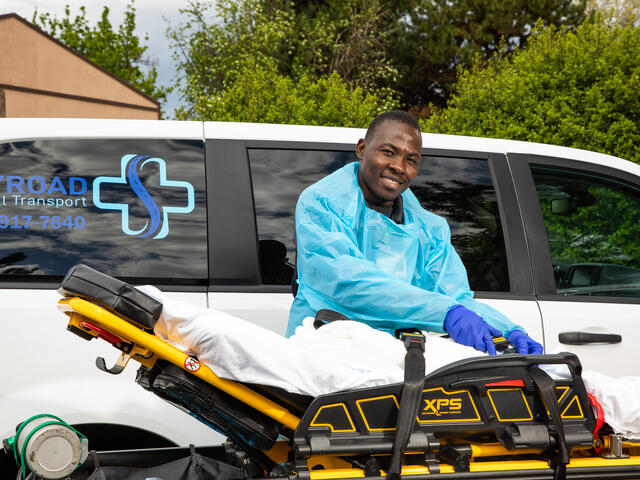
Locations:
531;165;640;297
250;150;509;292
248;149;356;285
413;156;510;292
0;139;207;283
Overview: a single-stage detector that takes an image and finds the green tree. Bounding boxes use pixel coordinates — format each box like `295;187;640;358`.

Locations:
32;1;168;107
285;0;404;95
423;19;640;164
177;64;383;126
171;0;589;118
170;0;589;121
168;0;398;123
391;0;587;113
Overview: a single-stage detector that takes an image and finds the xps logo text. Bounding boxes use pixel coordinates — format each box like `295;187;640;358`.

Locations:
422;398;463;416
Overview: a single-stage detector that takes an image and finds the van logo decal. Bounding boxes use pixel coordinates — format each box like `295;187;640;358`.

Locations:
93;154;194;239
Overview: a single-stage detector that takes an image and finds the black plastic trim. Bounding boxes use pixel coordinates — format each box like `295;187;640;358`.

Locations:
487;153;534;294
559;331;622;345
474;292;536;301
207;139;261;286
507;153;558;295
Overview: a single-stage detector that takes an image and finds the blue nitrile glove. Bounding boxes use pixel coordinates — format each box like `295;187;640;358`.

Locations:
444;305;502;355
507;329;544;354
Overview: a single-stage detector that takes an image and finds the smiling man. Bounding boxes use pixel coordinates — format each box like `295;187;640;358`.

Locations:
287;111;542;355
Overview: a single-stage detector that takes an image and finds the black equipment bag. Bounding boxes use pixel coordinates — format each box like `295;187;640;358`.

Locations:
59;264;162;330
136;360;282;451
83;446;242;480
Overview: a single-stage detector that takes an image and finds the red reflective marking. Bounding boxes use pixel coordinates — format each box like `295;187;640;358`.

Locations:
588;392;605;452
485;379;525;387
79;321;122;345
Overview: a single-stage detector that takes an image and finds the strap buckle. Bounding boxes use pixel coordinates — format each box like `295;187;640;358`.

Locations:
396;329;425;353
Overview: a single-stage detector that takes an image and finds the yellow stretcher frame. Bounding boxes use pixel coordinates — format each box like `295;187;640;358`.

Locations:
58;296;640;479
58;297;300;431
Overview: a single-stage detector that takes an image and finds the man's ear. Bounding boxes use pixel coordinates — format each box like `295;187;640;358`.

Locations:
356;138;366;160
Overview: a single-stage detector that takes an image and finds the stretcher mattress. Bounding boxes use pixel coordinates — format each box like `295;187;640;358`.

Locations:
137;285;640;434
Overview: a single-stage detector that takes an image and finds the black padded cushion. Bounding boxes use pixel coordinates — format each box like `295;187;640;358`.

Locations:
59;264;162;330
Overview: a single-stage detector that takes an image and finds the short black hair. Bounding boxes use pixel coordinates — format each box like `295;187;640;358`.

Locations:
364;110;420;141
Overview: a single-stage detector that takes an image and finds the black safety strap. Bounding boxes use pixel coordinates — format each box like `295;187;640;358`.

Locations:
313;309;350;329
387;330;426;480
529;366;569;480
190;444;200;468
89;450;100;470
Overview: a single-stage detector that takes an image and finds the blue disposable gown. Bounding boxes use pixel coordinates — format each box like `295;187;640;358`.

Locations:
286;162;523;338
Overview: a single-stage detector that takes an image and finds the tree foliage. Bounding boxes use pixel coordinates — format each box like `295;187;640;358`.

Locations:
392;0;588;111
182;65;383;126
168;0;398;123
285;0;402;94
32;1;168;106
170;0;589;119
423;19;640;164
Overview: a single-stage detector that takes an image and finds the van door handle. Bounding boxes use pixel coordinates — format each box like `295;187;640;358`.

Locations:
558;331;622;345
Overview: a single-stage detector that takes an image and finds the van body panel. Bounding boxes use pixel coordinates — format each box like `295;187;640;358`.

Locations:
208;292;293;336
539;300;640;376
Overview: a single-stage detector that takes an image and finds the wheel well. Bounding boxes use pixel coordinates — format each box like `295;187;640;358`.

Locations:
72;423;177;451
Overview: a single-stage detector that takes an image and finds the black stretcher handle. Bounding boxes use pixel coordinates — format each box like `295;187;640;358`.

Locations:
558;331;622;345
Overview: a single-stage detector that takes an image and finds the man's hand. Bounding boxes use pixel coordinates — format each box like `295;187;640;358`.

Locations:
444;305;502;355
507;329;544;354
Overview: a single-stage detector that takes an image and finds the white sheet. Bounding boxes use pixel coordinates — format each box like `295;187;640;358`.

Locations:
139;285;639;434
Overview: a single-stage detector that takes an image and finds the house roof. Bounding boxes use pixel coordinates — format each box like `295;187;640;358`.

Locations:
0;13;160;109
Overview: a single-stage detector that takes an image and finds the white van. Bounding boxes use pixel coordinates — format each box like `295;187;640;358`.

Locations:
1;118;639;474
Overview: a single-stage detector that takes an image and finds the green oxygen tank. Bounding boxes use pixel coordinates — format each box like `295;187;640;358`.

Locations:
3;414;88;479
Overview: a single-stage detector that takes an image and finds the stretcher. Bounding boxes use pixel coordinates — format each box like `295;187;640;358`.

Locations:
52;265;640;479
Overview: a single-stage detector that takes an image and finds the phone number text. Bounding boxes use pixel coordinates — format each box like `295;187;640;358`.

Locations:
0;215;86;229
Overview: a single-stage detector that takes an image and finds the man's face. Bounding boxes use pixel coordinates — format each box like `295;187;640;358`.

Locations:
356;120;422;207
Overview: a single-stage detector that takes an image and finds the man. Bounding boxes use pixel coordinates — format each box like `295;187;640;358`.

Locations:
287;111;542;355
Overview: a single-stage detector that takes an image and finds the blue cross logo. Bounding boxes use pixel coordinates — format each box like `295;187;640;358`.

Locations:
93;154;195;239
